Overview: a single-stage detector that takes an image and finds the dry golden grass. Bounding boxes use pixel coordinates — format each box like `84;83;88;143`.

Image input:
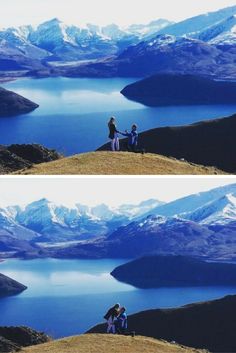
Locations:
20;334;206;353
15;152;225;175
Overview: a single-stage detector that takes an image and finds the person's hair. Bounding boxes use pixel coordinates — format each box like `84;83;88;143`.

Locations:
108;117;116;125
114;303;120;309
132;124;137;129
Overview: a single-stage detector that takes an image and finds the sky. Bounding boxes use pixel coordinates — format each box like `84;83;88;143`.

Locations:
0;0;236;28
0;177;235;208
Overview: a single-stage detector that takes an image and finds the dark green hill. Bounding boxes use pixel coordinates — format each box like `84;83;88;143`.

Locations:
88;294;236;352
121;74;236;106
111;255;236;287
0;87;39;117
98;113;236;173
0;273;27;297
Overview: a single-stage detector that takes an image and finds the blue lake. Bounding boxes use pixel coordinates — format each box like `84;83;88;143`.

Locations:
0;259;236;338
2;77;236;155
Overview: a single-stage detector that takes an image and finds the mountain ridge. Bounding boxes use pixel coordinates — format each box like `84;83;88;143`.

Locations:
0;87;39;117
0;273;27;297
121;74;236;105
88;295;236;352
1;183;236;260
0;17;172;63
111;255;236;287
158;5;236;37
98;113;236;173
1;6;236;79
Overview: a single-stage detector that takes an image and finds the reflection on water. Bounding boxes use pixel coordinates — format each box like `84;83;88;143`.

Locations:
0;259;236;338
2;77;236;155
4;78;142;115
0;259;133;297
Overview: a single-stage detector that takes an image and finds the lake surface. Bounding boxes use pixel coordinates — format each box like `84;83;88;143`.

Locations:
2;77;236;155
0;258;236;338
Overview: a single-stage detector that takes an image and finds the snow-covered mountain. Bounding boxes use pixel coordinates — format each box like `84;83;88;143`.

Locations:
158;5;236;38
145;184;236;219
198;15;236;45
76;214;217;259
3;198;162;242
15;198;80;231
1;185;236;260
1;184;236;246
1;6;236;74
0;206;40;241
0;26;50;60
155;6;236;49
111;33;224;77
185;194;236;225
118;199;164;218
76;199;163;221
10;198;106;241
118;184;236;240
128;19;174;37
0;18;172;63
94;186;236;259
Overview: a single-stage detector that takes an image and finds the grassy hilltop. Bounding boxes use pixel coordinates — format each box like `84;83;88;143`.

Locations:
20;334;205;353
15;151;224;175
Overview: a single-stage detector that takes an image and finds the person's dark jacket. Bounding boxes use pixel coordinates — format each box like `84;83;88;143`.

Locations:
108;122;119;139
104;306;118;320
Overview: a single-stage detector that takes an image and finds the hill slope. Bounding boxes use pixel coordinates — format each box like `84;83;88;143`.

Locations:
0;87;38;117
0;144;61;174
0;326;50;353
121;74;236;106
98;114;236;173
15;152;224;175
20;334;204;353
111;255;236;288
88;295;236;352
0;273;27;297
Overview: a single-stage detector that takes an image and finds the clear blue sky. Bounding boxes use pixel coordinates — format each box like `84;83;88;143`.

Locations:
0;177;234;207
0;0;236;27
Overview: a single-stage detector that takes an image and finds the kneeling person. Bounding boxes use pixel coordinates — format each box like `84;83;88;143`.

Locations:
117;307;128;334
121;124;138;152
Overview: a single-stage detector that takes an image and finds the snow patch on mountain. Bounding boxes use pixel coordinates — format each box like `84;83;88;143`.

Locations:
158;5;236;38
1;198;163;241
186;193;236;225
198;15;236;44
146;184;236;219
0;17;173;62
137;215;167;229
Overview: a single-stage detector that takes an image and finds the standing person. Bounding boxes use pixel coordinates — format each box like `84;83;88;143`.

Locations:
117;307;128;334
104;303;120;334
108;117;120;151
121;124;138;152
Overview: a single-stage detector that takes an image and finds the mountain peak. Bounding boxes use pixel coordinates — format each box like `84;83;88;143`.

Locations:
29;198;50;207
39;18;63;28
158;4;236;37
48;18;62;24
185;191;236;225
